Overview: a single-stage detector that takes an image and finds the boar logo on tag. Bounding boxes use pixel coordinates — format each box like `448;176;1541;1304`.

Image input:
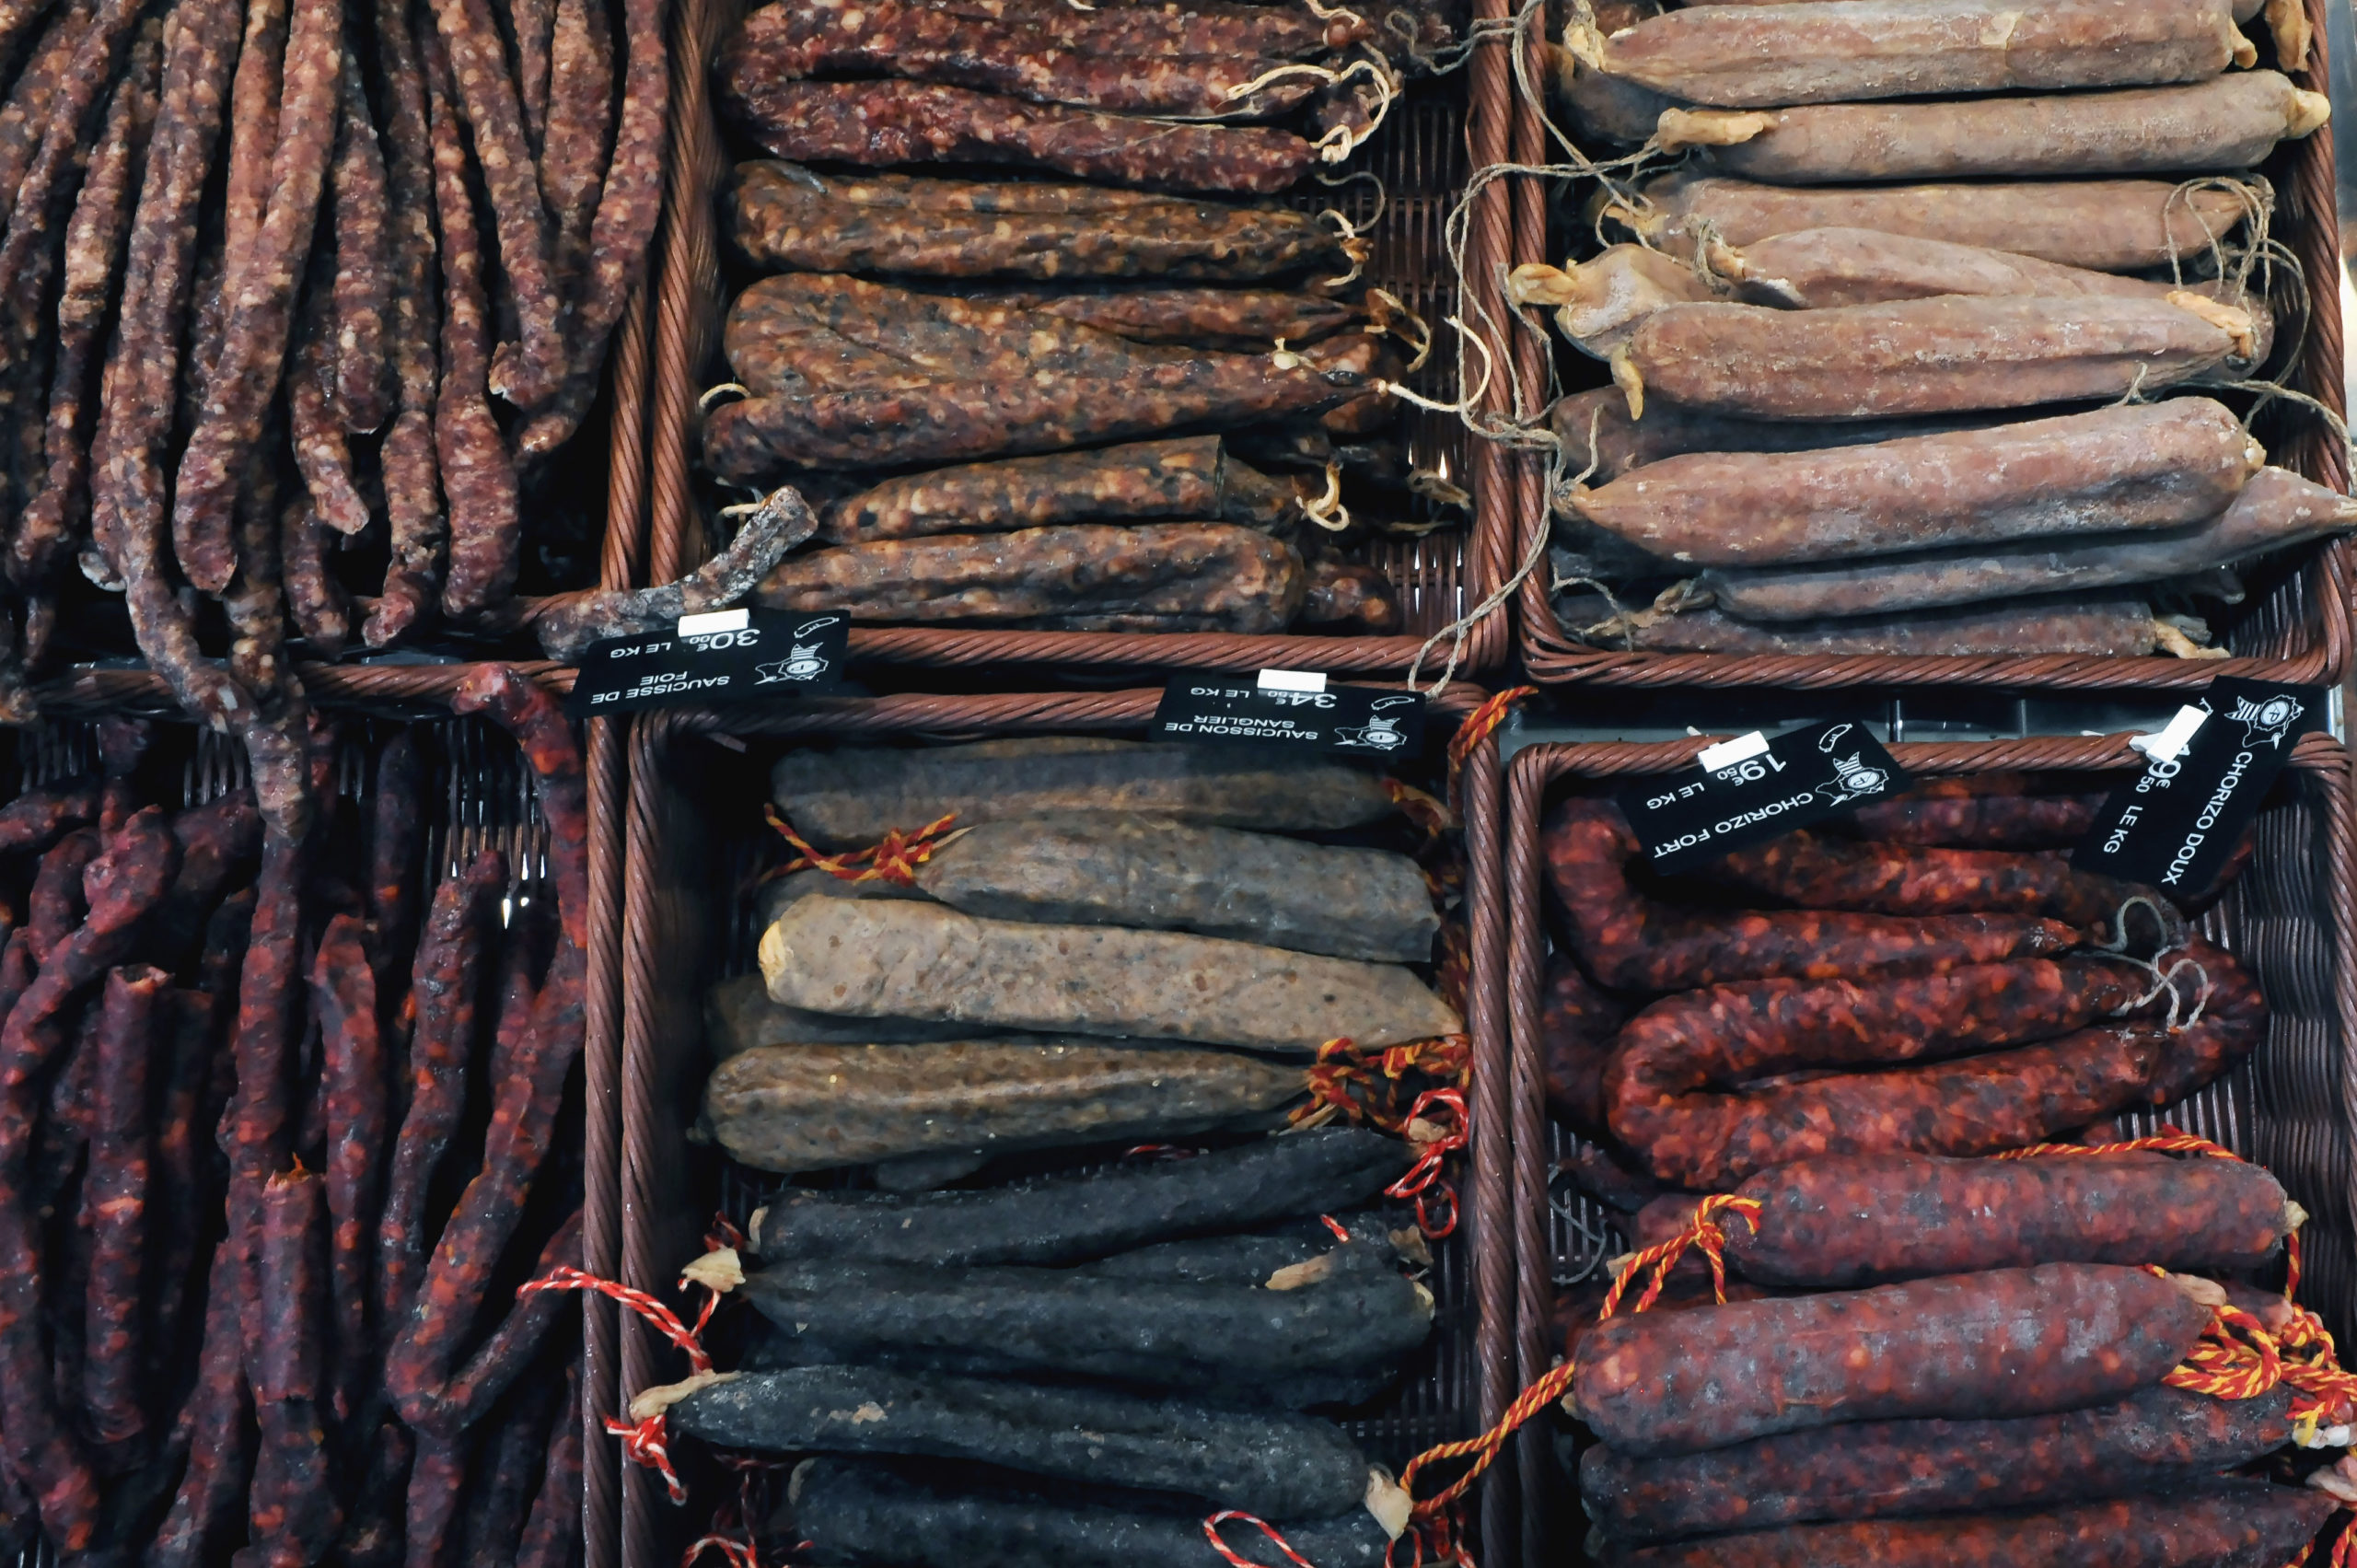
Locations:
757;645;830;684
1336;714;1408;752
2228;693;2304;750
1813;752;1893;807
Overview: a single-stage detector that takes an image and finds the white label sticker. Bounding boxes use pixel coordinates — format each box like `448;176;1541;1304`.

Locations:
2130;705;2209;765
1695;731;1771;773
678;608;750;637
1257;668;1329;694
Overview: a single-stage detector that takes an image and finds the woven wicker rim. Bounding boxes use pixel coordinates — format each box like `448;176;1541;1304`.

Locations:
1499;730;2357;1566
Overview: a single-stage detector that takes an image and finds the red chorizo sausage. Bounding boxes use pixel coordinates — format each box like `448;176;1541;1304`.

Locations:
1845;780;2110;848
2142;937;2267;1109
1721;1151;2292;1288
1545;799;2078;991
1583;1385;2294;1545
1606;959;2150;1167
1613;1485;2334;1568
1611;1023;2168;1189
1573;1262;2213;1458
1708;830;2171;935
1544;949;1625;1132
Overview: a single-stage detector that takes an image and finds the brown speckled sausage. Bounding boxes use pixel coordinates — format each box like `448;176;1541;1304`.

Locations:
537;0;612;295
168;0;340;596
1722;1150;2292;1288
1584;1385;2293;1545
424;22;522;619
720;76;1315;195
752;524;1306;632
330;49;390;434
1612;1481;2325;1567
726;161;1345;282
1611;599;2173;659
311;912;384;1423
81;962;160;1451
1543;798;2078;991
824;436;1236;543
1573;1262;2213;1458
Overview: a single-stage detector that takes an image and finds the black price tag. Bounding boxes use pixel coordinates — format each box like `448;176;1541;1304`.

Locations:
2071;678;2323;894
565;609;847;717
1619;720;1911;875
1152;670;1424;757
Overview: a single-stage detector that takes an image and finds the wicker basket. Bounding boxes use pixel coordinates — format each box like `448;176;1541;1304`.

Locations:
612;687;1513;1568
631;0;1538;677
1;699;596;1568
1501;733;2357;1565
1508;0;2353;692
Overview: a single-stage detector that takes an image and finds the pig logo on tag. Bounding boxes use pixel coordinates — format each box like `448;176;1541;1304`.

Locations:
757;644;829;684
2228;693;2304;750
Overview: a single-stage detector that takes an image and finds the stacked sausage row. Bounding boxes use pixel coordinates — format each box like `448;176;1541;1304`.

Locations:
1536;0;2352;659
1559;1151;2338;1565
693;0;1475;638
0;666;588;1567
670;738;1471;1567
1541;774;2263;1195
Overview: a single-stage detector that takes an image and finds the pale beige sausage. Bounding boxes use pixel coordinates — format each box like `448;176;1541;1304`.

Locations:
703;1039;1304;1172
758;898;1463;1054
1620;172;2261;273
1572;399;2262;566
1620;295;2244;421
1703;465;2357;620
1592;0;2244;109
1673;73;2327;184
769;738;1400;851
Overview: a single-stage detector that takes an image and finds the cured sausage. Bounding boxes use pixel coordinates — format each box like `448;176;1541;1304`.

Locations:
1583;1386;2293;1544
769;737;1398;848
1620;171;2261;274
1616;599;2174;658
1681;72;2328;184
1705;466;2357;621
672;1366;1370;1516
1572;1263;2213;1457
1570;400;2262;567
725;161;1346;283
1612;1485;2333;1568
1606;959;2150;1155
750;1127;1407;1267
751;524;1306;632
1707;831;2165;930
1610;1024;2168;1189
82;962;161;1450
311;912;385;1423
759;897;1460;1055
2142;937;2267;1107
718;77;1317;195
1544;950;1625;1132
1847;779;2108;849
1588;0;2244;110
705;1039;1300;1173
1543;798;2077;991
1721;1151;2293;1287
1618;296;2245;424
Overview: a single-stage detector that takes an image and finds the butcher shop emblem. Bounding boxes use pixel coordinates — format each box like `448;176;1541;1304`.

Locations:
757;645;830;683
1814;751;1893;807
2227;693;2304;750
